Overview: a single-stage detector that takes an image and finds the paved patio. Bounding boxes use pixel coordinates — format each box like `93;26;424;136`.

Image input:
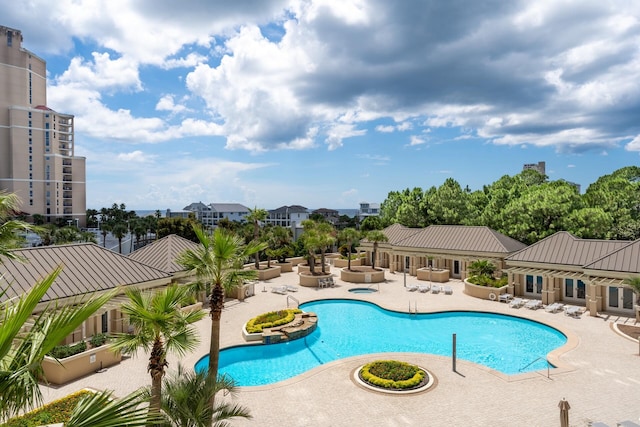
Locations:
40;265;640;427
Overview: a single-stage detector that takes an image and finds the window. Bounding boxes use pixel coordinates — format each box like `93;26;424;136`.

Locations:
577;280;586;299
536;276;543;293
7;31;12;47
526;275;534;293
565;278;574;297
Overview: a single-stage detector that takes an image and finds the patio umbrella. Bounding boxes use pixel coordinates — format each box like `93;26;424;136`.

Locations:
558;398;570;427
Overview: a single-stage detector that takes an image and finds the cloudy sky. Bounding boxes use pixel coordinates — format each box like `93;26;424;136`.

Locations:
3;0;640;211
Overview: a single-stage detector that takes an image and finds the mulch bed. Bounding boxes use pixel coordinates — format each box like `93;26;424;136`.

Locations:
618;324;640;340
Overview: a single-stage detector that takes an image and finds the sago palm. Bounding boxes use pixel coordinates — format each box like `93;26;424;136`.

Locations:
176;226;265;388
110;285;205;414
152;364;251;427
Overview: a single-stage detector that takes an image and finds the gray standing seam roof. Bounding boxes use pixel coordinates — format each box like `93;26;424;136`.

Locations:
583;239;640;273
377;224;526;253
128;234;200;273
0;243;171;304
506;231;630;267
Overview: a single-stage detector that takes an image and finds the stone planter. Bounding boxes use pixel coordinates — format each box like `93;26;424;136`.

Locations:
417;268;449;283
299;272;332;287
274;261;293;273
463;279;509;300
297;263;330;274
41;344;122;385
333;258;363;268
340;267;385;283
181;301;203;314
246;265;281;280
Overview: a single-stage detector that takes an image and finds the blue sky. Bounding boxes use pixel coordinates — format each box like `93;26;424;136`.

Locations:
3;1;640;210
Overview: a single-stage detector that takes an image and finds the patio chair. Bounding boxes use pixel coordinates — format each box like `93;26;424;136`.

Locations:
406;284;419;292
418;284;430;293
431;284;441;294
544;302;563;313
327;277;336;287
443;285;453;295
498;293;512;303
509;298;525;308
525;300;542;310
271;286;287;295
564;305;582;317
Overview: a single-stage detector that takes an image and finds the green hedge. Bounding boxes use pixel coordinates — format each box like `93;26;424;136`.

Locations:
48;341;87;359
245;309;302;333
361;360;426;390
89;333;108;348
467;275;508;288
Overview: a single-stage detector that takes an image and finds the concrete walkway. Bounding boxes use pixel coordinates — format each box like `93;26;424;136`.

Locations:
40;266;640;427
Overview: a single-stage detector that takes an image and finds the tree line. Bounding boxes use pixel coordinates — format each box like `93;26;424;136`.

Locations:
372;166;640;245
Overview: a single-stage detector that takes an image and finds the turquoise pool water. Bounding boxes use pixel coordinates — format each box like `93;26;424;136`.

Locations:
195;299;566;386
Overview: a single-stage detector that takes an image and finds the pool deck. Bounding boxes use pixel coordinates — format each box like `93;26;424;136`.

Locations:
40;266;640;427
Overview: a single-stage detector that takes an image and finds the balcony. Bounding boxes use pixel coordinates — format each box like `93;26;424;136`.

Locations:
62;160;72;166
63;185;72;191
63;192;72;199
63;167;72;174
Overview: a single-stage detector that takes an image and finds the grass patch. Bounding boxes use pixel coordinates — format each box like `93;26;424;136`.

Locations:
245;309;302;333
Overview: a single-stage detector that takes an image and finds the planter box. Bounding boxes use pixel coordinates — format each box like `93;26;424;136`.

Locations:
41;345;122;385
463;279;509;300
297;263;330;274
299;272;332;287
245;265;281;280
274;261;293;273
340;268;385;283
181;301;203;314
417;268;449;283
333;258;363;268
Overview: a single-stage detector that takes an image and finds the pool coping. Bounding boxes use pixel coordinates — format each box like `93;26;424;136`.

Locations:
229;297;579;390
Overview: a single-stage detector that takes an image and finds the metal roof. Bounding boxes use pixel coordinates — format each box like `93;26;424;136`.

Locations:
386;224;526;254
0;243;171;304
128;234;200;273
210;203;249;213
506;231;629;267
583;239;640;273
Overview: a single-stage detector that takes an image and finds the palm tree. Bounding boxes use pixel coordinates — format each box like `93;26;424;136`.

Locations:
0;191;32;260
109;285;206;414
300;220;323;274
623;276;640;304
468;260;496;278
316;221;336;274
153;364;251;427
365;230;388;270
176;227;265;393
246;207;268;270
100;221;111;247
0;267;116;421
338;228;360;271
111;221;128;253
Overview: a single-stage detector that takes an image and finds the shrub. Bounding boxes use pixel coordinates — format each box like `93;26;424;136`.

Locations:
467;274;508;288
48;341;87;359
89;333;108;348
4;390;94;427
245;309;302;333
361;360;426;390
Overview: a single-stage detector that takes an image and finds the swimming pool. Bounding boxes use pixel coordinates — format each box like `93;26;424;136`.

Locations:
195;299;566;386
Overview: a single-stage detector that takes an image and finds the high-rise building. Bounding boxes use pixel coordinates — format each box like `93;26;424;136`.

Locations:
522;161;546;175
0;26;86;226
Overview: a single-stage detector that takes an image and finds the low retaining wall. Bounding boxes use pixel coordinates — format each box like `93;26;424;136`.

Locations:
41;345;122;385
463;279;509;300
274;261;293;273
340;268;385;283
262;312;318;344
297;264;330;274
299;272;332;287
417;268;449;282
333;258;363;268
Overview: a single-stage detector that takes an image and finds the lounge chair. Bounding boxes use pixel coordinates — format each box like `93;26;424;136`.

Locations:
525;300;542;310
498;293;512;303
431;284;441;294
544;302;563;313
564;305;582;317
443;285;453;295
418;284;430;293
285;285;299;292
509;298;525;308
406;284;418;292
617;420;640;427
271;286;287;295
591;423;611;427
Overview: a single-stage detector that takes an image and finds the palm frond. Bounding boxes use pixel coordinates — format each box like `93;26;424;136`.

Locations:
65;389;164;427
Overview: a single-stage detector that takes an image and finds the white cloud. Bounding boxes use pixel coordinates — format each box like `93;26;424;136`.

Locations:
409;135;426;146
117;150;154;162
325;124;366;150
375;125;395;133
625;135;640;151
156;95;187;114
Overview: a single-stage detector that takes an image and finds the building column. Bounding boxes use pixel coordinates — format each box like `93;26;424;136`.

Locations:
586;281;601;317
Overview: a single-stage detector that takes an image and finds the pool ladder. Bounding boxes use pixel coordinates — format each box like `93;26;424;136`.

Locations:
409;300;418;314
287;295;299;308
519;356;551;379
